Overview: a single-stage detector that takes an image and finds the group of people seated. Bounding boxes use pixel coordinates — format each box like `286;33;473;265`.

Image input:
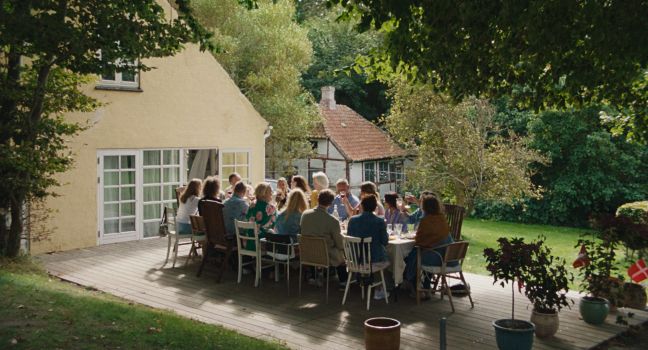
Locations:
174;171;455;300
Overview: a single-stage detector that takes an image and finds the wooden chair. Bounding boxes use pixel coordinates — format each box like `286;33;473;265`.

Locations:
444;204;466;241
234;220;272;287
416;241;474;312
298;235;330;302
197;200;236;282
342;235;389;310
161;206;194;268
187;215;207;267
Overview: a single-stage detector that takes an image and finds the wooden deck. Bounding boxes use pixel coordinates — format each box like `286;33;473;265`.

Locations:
38;238;647;350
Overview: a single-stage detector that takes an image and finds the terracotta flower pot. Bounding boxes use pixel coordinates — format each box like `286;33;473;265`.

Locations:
530;309;559;338
364;317;401;350
623;282;647;309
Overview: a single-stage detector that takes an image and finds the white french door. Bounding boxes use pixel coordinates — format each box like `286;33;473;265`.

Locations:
97;151;139;244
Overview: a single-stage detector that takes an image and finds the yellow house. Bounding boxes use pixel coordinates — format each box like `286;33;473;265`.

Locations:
31;6;268;254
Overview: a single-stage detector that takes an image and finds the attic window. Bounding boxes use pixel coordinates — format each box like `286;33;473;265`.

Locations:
96;52;141;92
340;122;347;127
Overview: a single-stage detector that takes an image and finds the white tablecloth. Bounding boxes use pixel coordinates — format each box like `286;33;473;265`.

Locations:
387;238;415;285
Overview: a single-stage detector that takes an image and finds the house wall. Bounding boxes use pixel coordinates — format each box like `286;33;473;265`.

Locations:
32;43;267;254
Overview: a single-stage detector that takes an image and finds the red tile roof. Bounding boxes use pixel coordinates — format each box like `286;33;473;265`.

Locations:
316;102;407;162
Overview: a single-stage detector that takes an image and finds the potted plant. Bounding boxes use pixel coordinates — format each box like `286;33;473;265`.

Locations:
575;236;620;324
483;237;536;350
523;237;573;337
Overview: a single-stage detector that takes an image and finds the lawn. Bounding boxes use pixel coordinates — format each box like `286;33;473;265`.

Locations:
460;218;594;288
0;258;286;350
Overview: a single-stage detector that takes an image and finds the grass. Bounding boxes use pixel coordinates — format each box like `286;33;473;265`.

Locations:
460;217;599;290
0;257;286;350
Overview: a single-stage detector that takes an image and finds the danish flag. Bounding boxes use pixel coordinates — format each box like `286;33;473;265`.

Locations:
628;259;648;283
572;244;589;269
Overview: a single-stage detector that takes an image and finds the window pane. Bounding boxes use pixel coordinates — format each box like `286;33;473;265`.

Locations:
120;171;135;185
163;200;178;210
144;151;160;166
163;185;176;201
222;152;234;165
104;172;119;186
121;218;136;232
120;202;135;216
163;167;179;183
144;203;160;220
102;71;116;81
104;204;119;218
143;221;160;238
121;70;136;82
104;156;119;170
379;161;389;182
235;166;248;179
121;155;135;169
235;152;248;164
222;166;235;177
144;168;160;184
120;186;135;201
144;186;161;202
104;219;119;234
104;187;119;202
163;150;179;165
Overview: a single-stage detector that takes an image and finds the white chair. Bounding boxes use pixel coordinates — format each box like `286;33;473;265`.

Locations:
234;220;272;287
416;241;474;312
342;235;390;310
161;207;193;268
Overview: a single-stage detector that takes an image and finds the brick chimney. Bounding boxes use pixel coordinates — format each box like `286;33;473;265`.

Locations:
320;86;336;110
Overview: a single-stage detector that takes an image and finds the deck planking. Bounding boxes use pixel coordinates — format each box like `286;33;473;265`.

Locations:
38;238;648;350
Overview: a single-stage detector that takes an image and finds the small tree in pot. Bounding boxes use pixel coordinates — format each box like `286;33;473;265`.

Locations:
576;236;620;325
484;237;537;350
523;237;573;337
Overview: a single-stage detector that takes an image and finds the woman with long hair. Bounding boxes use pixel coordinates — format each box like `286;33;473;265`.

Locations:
384;192;407;232
275;189;308;238
245;182;277;244
275;177;289;210
291;175;311;204
198;176;222;215
356;181;385;216
176;178;202;234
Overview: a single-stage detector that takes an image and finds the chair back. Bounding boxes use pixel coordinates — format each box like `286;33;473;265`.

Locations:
298;235;329;267
163;206;177;234
234;220;259;257
444;204;466;241
175;186;185;207
189;215;206;237
342;235;373;273
199;200;228;246
443;241;469;265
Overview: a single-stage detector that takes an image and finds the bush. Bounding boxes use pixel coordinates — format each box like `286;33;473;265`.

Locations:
617;201;648;225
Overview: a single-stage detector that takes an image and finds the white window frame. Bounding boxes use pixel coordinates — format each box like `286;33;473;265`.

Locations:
97;56;140;89
363;161;376;183
219;148;252;189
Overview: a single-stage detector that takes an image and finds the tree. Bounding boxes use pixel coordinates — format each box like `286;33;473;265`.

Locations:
385;80;544;212
300;4;389;121
0;0;210;257
333;0;648;141
192;0;320;177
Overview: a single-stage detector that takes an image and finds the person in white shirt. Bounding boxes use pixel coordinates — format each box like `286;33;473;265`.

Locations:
176;178;202;234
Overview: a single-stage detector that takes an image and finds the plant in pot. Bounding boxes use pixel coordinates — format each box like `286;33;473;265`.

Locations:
575;235;620;325
615;202;648;309
483;237;537;350
523;237;573;338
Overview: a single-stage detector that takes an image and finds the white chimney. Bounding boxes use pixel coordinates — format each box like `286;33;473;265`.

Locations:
320;86;336;110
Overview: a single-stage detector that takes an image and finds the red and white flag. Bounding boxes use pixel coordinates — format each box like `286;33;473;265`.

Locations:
572;244;589;269
628;259;648;283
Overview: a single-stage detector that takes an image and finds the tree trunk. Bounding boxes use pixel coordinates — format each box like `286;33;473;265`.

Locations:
0;209;8;255
5;197;24;258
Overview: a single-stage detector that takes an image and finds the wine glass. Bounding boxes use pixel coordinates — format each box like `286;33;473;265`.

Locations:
394;224;403;238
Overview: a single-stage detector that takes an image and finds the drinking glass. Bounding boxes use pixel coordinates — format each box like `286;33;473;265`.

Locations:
394;224;403;238
387;224;393;235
